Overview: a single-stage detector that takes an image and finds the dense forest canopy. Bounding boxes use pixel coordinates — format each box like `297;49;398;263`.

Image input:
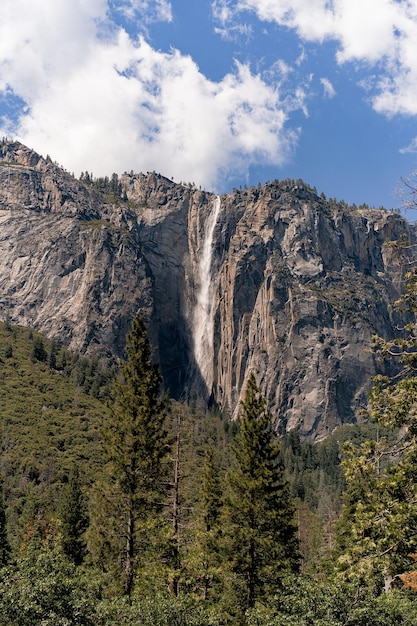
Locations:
1;270;417;625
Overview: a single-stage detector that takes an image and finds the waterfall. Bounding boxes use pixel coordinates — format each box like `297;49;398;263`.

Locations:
193;195;221;394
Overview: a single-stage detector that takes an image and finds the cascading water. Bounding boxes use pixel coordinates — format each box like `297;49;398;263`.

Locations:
193;195;221;395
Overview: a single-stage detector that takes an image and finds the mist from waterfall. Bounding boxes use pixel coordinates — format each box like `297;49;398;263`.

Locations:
193;195;221;395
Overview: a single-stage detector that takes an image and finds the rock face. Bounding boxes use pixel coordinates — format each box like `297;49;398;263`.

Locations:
0;140;414;439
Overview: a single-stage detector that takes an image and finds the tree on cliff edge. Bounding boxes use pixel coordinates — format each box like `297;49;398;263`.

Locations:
223;373;299;612
88;315;169;595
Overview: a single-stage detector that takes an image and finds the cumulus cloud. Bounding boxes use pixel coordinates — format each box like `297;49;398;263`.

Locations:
216;0;417;116
0;0;299;189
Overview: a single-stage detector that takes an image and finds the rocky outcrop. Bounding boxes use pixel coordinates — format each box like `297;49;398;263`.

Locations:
0;140;414;439
211;185;410;438
0;142;153;358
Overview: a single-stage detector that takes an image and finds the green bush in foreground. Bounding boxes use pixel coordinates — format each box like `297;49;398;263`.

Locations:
245;576;417;626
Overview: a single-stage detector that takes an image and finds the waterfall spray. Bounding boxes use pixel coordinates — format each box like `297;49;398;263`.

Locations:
193;195;221;394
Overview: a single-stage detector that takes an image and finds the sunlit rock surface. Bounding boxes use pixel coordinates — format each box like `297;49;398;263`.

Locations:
0;141;414;439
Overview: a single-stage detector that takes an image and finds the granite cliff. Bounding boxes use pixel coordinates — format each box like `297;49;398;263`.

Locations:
0;140;414;439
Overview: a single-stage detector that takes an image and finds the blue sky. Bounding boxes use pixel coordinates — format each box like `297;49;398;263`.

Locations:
1;1;417;215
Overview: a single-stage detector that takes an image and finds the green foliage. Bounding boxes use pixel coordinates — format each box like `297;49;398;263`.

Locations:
94;591;223;626
156;400;233;598
0;529;222;626
280;428;345;508
32;335;47;362
89;315;169;595
0;484;10;565
223;373;299;612
245;576;417;626
337;433;417;587
335;266;417;587
79;170;126;202
0;562;95;625
4;300;417;623
0;321;113;551
0;532;97;626
59;465;89;565
279;423;395;569
182;445;224;600
202;447;222;533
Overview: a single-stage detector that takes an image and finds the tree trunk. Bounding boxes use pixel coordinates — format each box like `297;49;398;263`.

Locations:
384;574;393;594
124;506;134;595
170;427;181;596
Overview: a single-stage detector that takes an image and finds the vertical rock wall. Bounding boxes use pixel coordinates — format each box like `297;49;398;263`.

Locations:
0;141;414;438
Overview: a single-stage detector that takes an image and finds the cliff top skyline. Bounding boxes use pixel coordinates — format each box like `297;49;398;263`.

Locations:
0;1;416;214
0;139;413;438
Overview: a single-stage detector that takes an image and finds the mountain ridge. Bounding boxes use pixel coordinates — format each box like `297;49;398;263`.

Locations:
0;139;414;438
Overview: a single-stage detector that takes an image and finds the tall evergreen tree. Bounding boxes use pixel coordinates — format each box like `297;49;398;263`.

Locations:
89;315;169;595
199;446;223;599
0;484;10;566
167;412;182;596
184;446;224;600
59;465;88;566
202;447;222;536
31;336;47;363
223;373;299;612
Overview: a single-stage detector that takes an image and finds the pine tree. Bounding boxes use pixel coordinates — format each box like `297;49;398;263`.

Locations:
89;315;169;595
184;446;224;600
168;412;181;596
202;447;222;536
32;336;47;363
336;267;417;591
200;446;223;599
223;373;299;611
59;465;88;566
0;484;10;566
47;340;59;370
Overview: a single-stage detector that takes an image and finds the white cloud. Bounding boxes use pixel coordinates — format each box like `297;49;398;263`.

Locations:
217;0;417;116
212;0;235;26
0;1;300;189
320;77;336;99
400;137;417;154
212;0;254;41
0;0;105;100
110;0;172;24
214;22;253;42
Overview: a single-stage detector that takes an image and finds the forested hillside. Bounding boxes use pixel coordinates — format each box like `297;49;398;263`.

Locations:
1;307;417;625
